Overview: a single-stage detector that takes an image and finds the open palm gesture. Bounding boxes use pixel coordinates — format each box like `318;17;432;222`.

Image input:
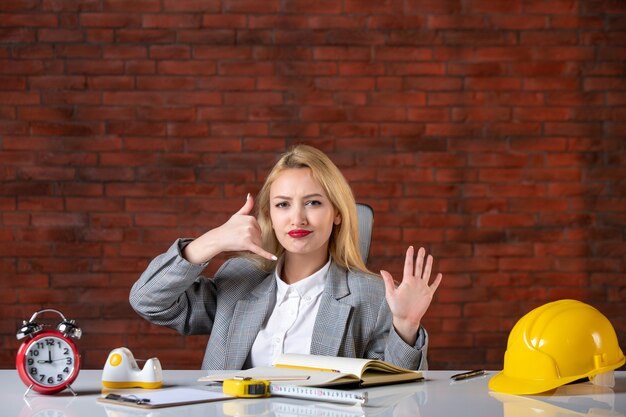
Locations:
381;246;443;345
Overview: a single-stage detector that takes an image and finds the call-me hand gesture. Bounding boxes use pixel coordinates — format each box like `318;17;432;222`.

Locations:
183;194;277;265
380;246;443;345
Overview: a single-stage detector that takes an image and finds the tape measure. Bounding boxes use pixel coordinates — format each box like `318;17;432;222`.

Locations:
223;377;368;405
223;377;271;398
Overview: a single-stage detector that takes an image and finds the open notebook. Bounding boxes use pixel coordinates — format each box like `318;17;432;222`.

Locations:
200;353;423;387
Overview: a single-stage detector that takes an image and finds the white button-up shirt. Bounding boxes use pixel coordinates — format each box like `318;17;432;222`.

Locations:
249;258;330;367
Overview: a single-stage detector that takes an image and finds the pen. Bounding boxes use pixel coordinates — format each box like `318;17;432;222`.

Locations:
105;393;151;405
450;370;486;381
234;375;311;381
274;364;340;373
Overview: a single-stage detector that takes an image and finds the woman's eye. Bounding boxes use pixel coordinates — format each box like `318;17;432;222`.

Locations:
275;202;288;208
306;200;321;206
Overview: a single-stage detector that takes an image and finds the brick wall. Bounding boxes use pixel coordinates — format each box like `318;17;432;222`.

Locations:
1;0;624;371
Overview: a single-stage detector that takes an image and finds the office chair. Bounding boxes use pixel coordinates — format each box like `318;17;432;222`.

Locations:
355;203;373;264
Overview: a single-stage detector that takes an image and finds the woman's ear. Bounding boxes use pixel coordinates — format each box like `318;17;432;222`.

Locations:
334;212;342;225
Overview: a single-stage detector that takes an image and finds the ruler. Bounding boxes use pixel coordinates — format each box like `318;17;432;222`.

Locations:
269;384;368;405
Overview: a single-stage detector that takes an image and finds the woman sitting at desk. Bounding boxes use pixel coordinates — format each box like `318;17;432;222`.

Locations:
129;145;442;370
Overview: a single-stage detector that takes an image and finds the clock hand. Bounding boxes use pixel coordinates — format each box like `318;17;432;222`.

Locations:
37;351;54;364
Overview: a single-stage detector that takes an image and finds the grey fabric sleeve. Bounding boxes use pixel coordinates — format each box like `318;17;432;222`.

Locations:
128;238;218;335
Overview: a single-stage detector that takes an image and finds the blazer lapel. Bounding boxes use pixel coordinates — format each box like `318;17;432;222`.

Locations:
310;262;352;356
225;273;276;369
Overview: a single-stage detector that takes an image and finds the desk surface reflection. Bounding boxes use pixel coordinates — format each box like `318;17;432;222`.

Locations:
4;369;625;417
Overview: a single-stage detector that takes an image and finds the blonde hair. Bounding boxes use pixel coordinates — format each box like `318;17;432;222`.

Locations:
253;145;369;273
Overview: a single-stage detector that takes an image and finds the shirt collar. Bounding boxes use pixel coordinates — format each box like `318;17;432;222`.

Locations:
275;257;330;303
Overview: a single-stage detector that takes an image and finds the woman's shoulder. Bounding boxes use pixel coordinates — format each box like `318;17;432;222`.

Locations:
343;267;386;298
346;267;381;282
214;256;272;290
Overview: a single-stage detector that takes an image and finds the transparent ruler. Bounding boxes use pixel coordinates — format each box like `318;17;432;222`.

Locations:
269;384;368;405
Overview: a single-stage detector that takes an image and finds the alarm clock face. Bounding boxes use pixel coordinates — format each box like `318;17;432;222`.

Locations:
17;332;80;394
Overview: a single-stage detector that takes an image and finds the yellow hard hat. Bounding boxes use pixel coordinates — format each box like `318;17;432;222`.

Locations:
489;299;625;395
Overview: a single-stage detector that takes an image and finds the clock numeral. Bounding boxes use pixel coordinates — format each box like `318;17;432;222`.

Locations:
66;357;73;365
47;376;54;384
27;358;34;365
46;338;55;346
63;348;69;355
63;367;69;373
57;374;63;382
29;349;40;357
39;374;46;382
30;367;38;375
36;342;44;349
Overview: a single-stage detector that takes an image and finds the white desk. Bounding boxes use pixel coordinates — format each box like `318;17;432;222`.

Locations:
4;369;625;417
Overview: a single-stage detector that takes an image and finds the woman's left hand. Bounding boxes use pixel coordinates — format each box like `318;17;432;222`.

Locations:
381;246;443;346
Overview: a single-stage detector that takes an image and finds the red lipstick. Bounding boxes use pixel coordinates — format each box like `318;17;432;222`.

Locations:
288;229;312;238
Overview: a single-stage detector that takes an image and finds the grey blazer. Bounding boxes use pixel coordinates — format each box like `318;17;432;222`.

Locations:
129;239;429;370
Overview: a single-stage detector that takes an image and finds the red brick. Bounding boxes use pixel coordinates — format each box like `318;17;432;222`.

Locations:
536;47;595;61
250;106;296;121
136;76;194;90
308;16;366;30
350;106;406;121
524;0;578;13
86;29;114;43
491;15;547;29
0;27;35;42
344;0;402;14
0;91;39;104
427;15;486;30
520;30;579;46
0;13;57;27
149;45;190;59
550;15;604;29
224;92;281;105
180;28;236;43
18;106;72;121
88;76;134;90
142;14;202;29
324;123;376;137
0;1;38;12
103;0;161;12
313;46;371;61
158;60;216;75
367;16;426;30
445;30;517;46
80;13;141;28
117;29;176;43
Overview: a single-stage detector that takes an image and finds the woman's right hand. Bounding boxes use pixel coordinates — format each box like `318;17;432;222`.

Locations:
182;194;277;264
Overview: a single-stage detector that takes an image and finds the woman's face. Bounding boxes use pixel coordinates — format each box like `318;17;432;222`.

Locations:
269;168;341;260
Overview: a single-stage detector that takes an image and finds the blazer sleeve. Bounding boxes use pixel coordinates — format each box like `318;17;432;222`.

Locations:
368;289;430;370
385;324;429;370
129;238;218;335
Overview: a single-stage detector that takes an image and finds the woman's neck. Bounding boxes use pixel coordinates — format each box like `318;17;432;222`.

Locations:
281;252;329;284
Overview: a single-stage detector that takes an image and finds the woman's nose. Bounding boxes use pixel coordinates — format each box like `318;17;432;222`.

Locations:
291;205;307;225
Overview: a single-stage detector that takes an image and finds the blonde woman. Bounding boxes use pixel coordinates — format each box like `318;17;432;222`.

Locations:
130;145;442;370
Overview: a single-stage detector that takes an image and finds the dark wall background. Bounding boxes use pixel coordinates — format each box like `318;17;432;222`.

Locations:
1;0;624;371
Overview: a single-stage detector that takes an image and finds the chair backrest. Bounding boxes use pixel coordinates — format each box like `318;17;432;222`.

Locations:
356;203;373;264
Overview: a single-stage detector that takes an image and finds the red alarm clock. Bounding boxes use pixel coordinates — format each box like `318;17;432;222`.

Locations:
16;309;82;396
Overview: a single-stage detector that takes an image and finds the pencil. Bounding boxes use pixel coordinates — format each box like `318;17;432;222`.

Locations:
274;364;341;373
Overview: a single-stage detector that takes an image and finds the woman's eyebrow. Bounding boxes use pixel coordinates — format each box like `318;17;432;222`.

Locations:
272;193;324;200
